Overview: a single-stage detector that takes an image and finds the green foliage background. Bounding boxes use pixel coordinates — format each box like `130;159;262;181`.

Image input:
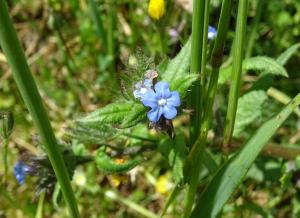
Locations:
0;0;300;217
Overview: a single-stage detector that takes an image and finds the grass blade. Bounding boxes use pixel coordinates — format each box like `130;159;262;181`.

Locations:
0;1;79;217
191;93;300;218
105;190;158;218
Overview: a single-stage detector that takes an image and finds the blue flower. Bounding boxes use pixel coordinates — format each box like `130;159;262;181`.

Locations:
14;161;30;184
133;79;153;99
141;81;180;122
208;25;217;41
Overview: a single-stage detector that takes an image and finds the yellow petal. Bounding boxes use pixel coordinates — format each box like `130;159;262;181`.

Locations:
148;0;166;20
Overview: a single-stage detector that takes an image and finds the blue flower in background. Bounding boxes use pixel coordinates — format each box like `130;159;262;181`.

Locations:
142;81;180;122
14;161;30;184
208;25;217;41
133;79;153;99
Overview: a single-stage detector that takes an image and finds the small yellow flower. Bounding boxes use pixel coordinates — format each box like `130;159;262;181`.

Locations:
155;174;173;195
148;0;166;20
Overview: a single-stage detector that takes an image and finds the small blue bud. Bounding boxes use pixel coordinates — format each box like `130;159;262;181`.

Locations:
208;25;217;41
133;79;153;99
14;161;29;184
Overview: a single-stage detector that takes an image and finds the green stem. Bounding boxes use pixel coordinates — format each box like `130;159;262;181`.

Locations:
245;0;264;58
88;0;107;52
2;138;8;184
35;191;46;218
223;0;248;147
189;0;206;144
267;87;300;118
107;1;116;74
0;2;80;217
199;0;211;124
184;0;233;216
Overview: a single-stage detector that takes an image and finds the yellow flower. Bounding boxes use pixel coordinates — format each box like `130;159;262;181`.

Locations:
148;0;165;20
155;174;173;195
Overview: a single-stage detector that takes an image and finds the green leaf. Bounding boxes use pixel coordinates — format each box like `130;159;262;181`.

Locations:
121;104;147;128
190;93;300;218
276;43;300;66
71;124;119;144
77;101;138;125
170;74;198;98
219;56;288;84
233;90;268;137
162;38;191;83
95;147;141;174
243;56;288;77
74;101;147;143
159;134;187;184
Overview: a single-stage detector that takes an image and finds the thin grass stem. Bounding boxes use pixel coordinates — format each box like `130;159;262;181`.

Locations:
199;0;211;123
35;191;46;218
223;0;248;147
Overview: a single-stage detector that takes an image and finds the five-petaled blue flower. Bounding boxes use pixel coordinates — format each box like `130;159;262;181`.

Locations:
133;79;153;99
141;81;180;122
14;161;30;184
208;25;217;41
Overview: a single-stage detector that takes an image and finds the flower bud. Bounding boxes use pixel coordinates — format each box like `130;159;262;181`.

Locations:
148;0;165;20
0;112;14;139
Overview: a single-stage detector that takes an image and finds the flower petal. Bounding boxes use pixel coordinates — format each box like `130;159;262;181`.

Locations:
142;90;158;108
133;89;142;99
163;106;177;120
167;91;180;107
154;81;171;98
143;79;153;89
147;107;163;122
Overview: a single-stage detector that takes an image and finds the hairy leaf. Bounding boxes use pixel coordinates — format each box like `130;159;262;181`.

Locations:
77;101;137;125
190;93;300;218
219;56;288;84
96;147;141;174
170;74;198;99
233;90;268;137
276;43;300;66
162;38;191;83
121;104;147;128
243;56;288;77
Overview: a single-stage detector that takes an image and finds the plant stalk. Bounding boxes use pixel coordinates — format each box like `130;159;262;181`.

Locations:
199;0;211;124
189;0;206;145
184;0;233;216
223;0;248;147
0;1;80;217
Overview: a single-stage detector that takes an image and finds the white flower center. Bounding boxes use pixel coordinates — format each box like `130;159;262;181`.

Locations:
208;32;215;39
158;98;167;106
140;88;148;94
